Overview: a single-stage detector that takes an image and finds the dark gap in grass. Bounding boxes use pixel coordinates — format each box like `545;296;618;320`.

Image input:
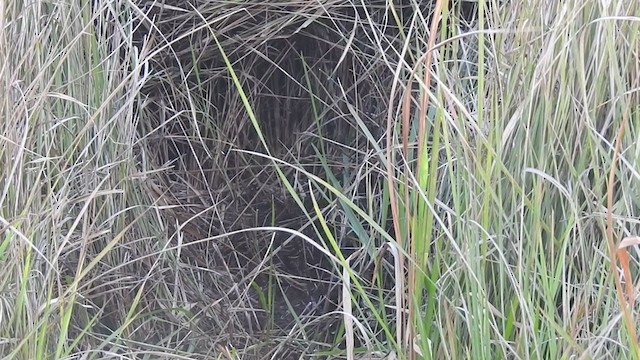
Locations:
81;0;481;357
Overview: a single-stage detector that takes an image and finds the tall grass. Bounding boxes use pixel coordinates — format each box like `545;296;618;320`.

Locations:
390;1;640;358
0;0;164;357
1;0;639;359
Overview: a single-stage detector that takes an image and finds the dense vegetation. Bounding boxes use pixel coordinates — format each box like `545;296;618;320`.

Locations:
1;0;639;359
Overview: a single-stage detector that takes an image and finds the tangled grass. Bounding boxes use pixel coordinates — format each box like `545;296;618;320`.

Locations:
1;0;639;359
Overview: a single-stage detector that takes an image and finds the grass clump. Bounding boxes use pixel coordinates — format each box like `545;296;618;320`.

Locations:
1;0;639;359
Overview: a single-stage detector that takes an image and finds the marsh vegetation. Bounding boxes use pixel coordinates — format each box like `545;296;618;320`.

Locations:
1;0;639;359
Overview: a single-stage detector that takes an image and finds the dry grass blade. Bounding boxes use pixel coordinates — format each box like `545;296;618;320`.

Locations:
606;104;639;353
343;255;355;360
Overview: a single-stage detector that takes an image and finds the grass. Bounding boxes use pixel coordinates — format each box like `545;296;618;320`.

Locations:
1;0;639;359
